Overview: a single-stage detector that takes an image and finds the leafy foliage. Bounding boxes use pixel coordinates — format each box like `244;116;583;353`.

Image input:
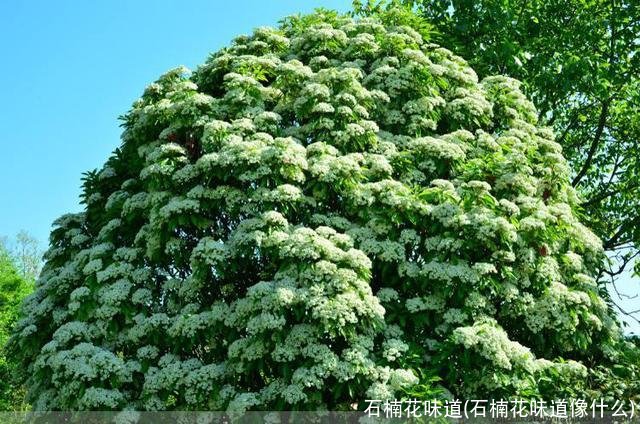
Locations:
8;6;638;411
0;246;33;410
403;0;640;289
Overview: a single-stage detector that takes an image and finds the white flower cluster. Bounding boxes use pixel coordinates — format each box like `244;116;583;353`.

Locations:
448;319;588;397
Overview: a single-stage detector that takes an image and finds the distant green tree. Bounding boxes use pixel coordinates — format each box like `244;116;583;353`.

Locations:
0;245;33;410
370;0;640;310
3;231;43;282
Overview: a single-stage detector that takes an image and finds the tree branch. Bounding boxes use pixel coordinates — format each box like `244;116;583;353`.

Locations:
556;106;588;145
581;182;638;207
605;214;640;249
571;100;610;186
603;250;639;277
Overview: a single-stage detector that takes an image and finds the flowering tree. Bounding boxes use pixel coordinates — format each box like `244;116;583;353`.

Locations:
9;7;638;411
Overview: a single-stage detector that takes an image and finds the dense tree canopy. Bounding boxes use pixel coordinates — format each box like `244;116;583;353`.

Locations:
9;6;639;411
397;0;640;296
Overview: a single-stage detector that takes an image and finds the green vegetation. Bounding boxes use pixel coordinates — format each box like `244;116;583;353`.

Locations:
0;244;33;410
395;0;640;296
6;2;640;412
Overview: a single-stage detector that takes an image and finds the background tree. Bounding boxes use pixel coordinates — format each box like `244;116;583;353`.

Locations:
370;0;640;314
8;6;640;411
0;232;40;410
0;244;33;410
1;231;43;282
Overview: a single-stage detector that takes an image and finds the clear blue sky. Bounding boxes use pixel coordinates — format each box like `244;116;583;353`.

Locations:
1;0;638;334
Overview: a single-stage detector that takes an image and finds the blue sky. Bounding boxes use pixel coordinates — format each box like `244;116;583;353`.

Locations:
0;0;638;334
